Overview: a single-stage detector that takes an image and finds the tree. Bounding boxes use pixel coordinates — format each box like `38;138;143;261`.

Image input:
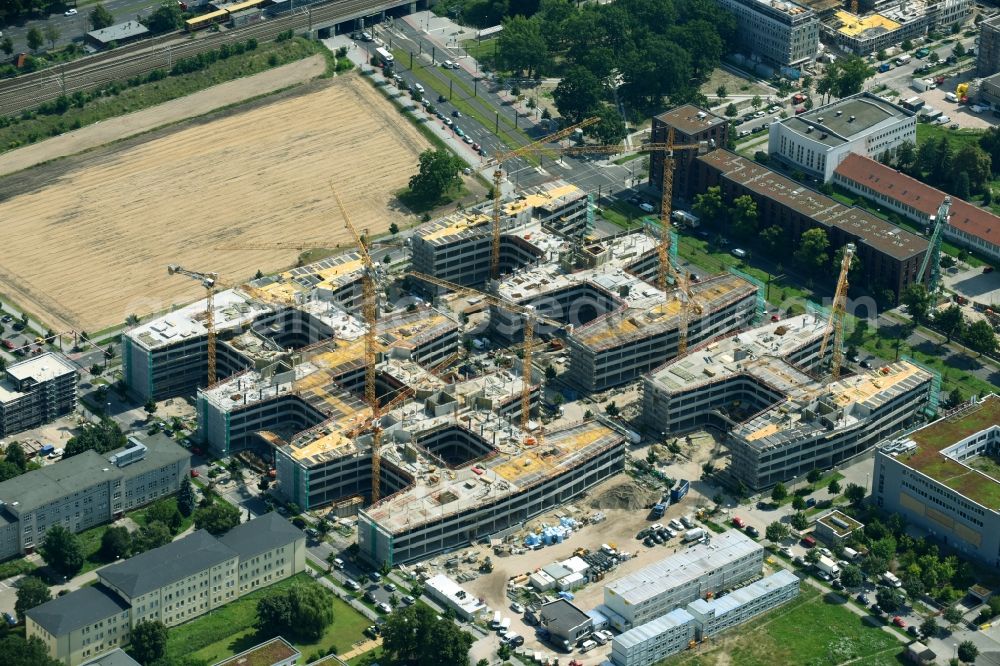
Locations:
965;319;996;356
552;66;602;124
828;479;841;495
822;55;874;98
131;620;168;664
497;15;548;77
790;511;809;530
771;482;788;502
381;603;474;666
731;195;758;239
845;482;866;505
4;442;26;472
841;564;863;588
921;616;939;638
902;284;931;323
807;468;822;484
765;521;790;542
944;604;964;628
605;401;619;417
953;144;992;194
876;586;902;612
194;502;240;535
145;500;182;532
590;104;627;145
937;305;966;344
1;37;13;57
929;51;940;64
805;548;821;564
26;27;43;53
751;95;762;110
791;495;806;511
133;521;172;553
15;577;50;622
0;461;21;482
177;478;196;517
389;222;399;235
146;2;184;33
725;103;738;117
408;149;462;205
980;126;1000;176
946;387;964;409
43;24;59;50
39;525;84;577
256;583;334;641
716;85;727;99
761;225;784;253
144;399;158;416
902;39;914;51
100;526;131;561
65;417;127;458
693;186;726;227
957;640;979;663
794;228;830;273
1;634;63;666
89;3;114;29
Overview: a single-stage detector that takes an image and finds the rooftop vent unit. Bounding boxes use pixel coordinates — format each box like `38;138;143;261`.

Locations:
848;115;856;122
806;126;814;133
835;110;843;116
817;117;824;122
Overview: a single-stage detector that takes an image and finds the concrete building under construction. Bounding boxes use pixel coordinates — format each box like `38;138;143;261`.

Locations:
642;314;936;490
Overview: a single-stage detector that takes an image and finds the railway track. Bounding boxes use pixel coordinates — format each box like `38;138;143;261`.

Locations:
0;0;401;118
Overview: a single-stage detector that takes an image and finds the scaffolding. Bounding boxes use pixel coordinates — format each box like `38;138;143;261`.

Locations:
901;354;942;417
728;267;766;323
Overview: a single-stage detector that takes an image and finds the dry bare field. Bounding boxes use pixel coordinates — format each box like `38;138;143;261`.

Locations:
0;73;429;332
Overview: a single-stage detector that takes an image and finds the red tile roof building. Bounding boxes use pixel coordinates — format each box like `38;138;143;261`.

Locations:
833;153;1000;263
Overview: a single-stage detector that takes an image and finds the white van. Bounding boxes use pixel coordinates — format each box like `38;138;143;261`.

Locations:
490;612;501;629
945;92;958;103
580;639;598;653
731;248;747;259
413;83;425;94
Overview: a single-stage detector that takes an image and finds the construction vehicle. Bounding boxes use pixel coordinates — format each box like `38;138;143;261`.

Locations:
407;271;564;442
818;242;855;380
332;185;385;503
479;556;494;573
483;117;600;280
167;264;219;386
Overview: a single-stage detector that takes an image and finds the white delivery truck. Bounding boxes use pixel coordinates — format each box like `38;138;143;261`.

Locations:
683;528;706;543
816;556;841;578
896;54;911;65
881;571;902;588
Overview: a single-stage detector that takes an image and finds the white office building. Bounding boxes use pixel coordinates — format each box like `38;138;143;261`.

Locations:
717;0;819;67
603;531;764;630
768;92;916;182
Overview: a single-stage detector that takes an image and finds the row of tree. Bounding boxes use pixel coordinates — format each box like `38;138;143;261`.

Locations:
887;137;993;202
902;284;997;356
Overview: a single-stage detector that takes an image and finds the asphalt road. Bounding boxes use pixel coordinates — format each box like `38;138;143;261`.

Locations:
2;0;159;53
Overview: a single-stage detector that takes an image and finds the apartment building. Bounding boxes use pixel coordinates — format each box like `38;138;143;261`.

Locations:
649;105;728;199
0;352;78;438
717;0;819;67
873;394;1000;566
602;530;764;631
833;153;1000;264
0;434;189;560
823;4;933;56
610;570;800;666
642;314;935;490
979;15;1000;76
768;93;916;181
694;149;928;300
27;513;305;666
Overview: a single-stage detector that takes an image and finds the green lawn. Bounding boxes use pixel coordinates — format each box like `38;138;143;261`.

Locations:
773;471;844;507
661;586;903;665
460;39;498;69
164;574;369;664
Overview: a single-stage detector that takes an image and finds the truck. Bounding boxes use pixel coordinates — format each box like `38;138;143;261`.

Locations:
901;96;925;111
683;528;706;543
671;210;700;228
881;571;902;588
877;62;891;73
670;479;690;503
651;503;667;519
816;556;841;578
681;514;696;528
842;546;860;561
911;78;935;92
896;54;912;65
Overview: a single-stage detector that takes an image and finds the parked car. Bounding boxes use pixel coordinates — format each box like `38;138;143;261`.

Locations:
345;579;360;590
451;110;461;118
64;8;77;15
639;202;656;213
746;525;760;538
856;593;869;604
402;595;416;605
511;602;525;613
370;572;382;582
376;602;393;613
892;616;906;628
732;516;746;528
384;583;397;592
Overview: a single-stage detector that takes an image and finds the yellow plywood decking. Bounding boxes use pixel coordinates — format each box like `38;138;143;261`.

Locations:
492;423;608;483
293;429;361;461
745;422;781;442
523;184;580;209
422;214;491;242
256;257;365;302
834;10;900;36
832;362;919;407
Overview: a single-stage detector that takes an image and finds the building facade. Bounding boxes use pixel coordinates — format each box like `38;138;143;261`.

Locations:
0;434;189;560
649;105;729;199
717;0;818;67
873;394;1000;567
27;513;305;666
0;352;78;438
979;15;1000;77
767;93;916;182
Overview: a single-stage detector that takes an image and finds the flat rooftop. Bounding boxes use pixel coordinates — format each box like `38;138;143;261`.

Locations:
362;418;623;534
698;150;927;261
816;509;863;537
687;569;798;617
0;351;77;404
780;94;912;146
415;197;570;252
605;530;763;607
249;250;365;306
213;637;300;666
614;608;695;650
894;394;1000;508
129;288;270;351
831;9;900;37
654;104;727;137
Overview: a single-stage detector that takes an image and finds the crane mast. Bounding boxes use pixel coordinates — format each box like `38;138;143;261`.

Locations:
917;196;951;293
819;242;855;380
167;264;219;386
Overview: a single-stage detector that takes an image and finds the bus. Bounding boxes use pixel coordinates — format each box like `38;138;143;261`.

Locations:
375;47;394;67
185;8;229;30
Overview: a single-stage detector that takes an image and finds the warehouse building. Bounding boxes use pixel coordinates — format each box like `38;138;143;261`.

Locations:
717;0;818;67
603;530;764;631
0;434;189;560
0;352;78;438
424;574;487;620
27;513;305;666
694;149;927;300
833;153;1000;264
539;599;594;648
767;93;916;182
649;105;729;198
873;394;1000;566
642;314;935;490
610;570;800;666
84;20;149;49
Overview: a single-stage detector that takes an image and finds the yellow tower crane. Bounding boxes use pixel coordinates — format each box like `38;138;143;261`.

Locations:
407;271;563;439
167;264;220;386
819;242;856;381
331;185;385;503
483;117;600;279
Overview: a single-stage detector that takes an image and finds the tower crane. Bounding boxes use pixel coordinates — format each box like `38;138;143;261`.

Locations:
331;185;386;503
407;271;564;439
818;242;855;381
167;264;219;386
483;116;600;279
916;195;951;293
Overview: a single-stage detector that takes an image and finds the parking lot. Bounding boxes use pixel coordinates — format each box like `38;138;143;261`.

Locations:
943;265;1000;307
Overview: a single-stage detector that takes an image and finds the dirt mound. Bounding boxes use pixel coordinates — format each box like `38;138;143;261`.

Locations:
589;482;658;511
